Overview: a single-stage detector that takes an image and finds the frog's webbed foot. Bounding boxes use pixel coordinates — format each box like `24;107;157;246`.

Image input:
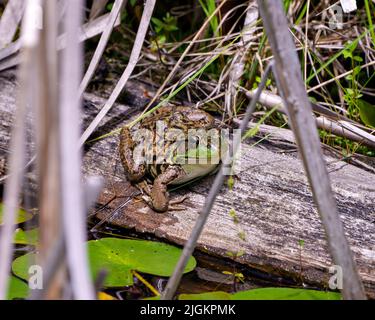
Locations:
151;166;186;212
132;180;153;206
140;183;188;211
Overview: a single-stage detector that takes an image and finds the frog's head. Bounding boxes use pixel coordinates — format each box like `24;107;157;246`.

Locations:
167;139;227;185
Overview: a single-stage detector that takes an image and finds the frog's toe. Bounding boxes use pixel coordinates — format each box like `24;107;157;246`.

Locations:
167;196;188;211
139;194;153;207
169;195;188;205
168;204;186;211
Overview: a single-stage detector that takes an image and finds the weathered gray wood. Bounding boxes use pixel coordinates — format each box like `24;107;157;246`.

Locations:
89;137;375;299
0;70;374;298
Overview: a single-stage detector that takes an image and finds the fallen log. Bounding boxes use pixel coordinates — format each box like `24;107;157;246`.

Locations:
1;69;374;298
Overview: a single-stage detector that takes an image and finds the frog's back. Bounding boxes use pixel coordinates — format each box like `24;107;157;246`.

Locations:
139;105;215;131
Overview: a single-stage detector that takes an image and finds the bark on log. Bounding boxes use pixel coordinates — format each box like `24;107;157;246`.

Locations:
1;70;374;298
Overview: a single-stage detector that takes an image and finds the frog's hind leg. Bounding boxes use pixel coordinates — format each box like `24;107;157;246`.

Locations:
151;166;186;212
119;126;146;182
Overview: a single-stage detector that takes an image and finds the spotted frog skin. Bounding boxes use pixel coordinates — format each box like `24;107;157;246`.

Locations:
119;105;220;212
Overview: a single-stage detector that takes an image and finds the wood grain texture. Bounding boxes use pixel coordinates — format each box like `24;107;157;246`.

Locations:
1;70;374;298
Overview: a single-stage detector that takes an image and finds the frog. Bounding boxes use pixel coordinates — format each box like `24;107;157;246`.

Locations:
119;105;222;212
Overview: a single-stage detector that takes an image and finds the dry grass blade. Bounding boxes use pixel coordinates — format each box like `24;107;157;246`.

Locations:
141;0;230;115
79;0;156;145
89;0;109;20
0;55;19;72
307;60;375;93
0;0;40;300
226;1;258;117
245;89;375;149
60;0;94;300
78;0;125;97
0;11;120;71
0;0;25;48
34;0;62;299
0;39;21;61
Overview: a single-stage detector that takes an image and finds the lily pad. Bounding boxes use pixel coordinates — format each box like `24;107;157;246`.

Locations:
179;288;341;300
232;287;341;300
7;276;28;300
14;228;39;246
88;238;196;287
0;203;33;225
12;238;197;288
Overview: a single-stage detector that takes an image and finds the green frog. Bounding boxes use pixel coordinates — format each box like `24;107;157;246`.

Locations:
119;105;222;212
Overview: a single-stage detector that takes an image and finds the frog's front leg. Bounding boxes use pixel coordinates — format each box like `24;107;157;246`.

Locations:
151;166;186;212
119;127;146;182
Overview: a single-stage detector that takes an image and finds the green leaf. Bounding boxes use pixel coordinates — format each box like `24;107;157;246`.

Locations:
342;50;352;59
12;238;196;288
198;0;218;34
0;203;33;225
357;99;375;128
352;66;361;77
179;288;341;300
14;228;39;246
227;176;234;190
151;17;163;27
346;88;355;95
7;276;28;300
347;40;358;53
308;96;317;103
232;288;341;300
